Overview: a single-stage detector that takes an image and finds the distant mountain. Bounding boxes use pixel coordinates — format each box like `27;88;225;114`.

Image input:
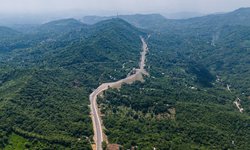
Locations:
36;18;86;33
81;8;250;32
178;7;250;29
118;7;250;33
13;18;90;46
90;18;145;34
164;12;205;19
117;14;167;29
0;27;24;52
9;24;40;33
82;14;168;29
81;16;112;24
0;26;19;38
0;19;87;53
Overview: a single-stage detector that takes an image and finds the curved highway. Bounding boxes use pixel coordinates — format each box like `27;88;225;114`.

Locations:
89;37;149;150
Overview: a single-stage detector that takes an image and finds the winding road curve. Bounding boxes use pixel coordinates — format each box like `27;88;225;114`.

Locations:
89;37;149;150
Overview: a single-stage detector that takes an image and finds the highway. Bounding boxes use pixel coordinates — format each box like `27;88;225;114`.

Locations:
89;37;149;150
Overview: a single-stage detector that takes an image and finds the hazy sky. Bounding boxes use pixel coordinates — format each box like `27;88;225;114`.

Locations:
0;0;250;15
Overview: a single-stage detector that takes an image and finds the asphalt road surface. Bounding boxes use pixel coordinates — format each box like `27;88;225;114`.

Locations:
89;37;149;150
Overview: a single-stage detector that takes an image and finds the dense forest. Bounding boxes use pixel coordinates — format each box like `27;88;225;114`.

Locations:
0;7;250;150
0;19;144;149
98;28;250;148
98;8;250;149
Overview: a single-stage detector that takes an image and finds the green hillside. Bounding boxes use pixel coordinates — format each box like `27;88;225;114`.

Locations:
1;7;250;150
98;9;250;149
0;18;145;149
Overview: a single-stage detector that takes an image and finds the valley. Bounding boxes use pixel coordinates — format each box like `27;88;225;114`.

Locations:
0;7;250;150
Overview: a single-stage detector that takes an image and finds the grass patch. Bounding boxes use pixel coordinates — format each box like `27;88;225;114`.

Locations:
4;133;28;150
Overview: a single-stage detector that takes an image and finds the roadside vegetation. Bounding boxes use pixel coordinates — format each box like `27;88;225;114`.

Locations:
1;8;250;149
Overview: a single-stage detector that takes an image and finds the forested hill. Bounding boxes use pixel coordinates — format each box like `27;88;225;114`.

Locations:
0;26;20;38
92;8;250;149
0;18;145;149
82;7;250;31
179;7;250;28
33;18;87;35
0;7;250;150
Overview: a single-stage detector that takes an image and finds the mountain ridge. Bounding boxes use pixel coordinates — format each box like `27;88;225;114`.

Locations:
0;26;20;38
81;7;250;32
0;7;250;149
